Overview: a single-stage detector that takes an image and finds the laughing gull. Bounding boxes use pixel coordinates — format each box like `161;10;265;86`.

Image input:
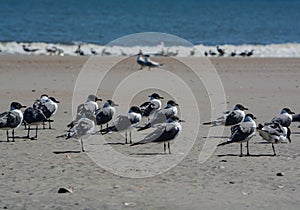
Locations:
0;102;26;142
144;55;162;70
218;114;257;157
23;107;47;140
77;94;102;114
246;49;254;57
95;100;118;131
66;115;95;152
67;94;101;128
75;44;84;56
140;93;164;119
216;46;225;56
34;94;60;129
271;108;295;128
100;106;142;144
136;51;146;70
138;100;178;131
22;44;39;53
257;122;291;156
203;104;248;127
131;116;184;154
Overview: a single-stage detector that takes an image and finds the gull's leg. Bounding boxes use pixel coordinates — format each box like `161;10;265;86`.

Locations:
272;144;276;156
240;143;243;157
81;139;85;152
6;130;9;142
246;141;250;156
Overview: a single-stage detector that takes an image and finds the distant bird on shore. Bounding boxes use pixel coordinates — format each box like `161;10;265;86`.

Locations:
218;114;256;157
246;49;254;57
46;46;58;55
190;48;195;56
136;51;146;69
138;100;178;131
131;116;184;154
271;108;295;128
34;94;60;129
140;93;164;119
75;44;84;56
95;100;118;131
239;50;247;57
203;104;248;127
216;46;225;56
165;48;179;57
22;44;39;53
120;49;127;56
90;48;98;55
23;107;47;140
66;115;95;152
0;102;26;142
230;50;237;57
209;50;217;56
144;55;162;69
101;48;112;56
100;106;142;144
257;122;291;156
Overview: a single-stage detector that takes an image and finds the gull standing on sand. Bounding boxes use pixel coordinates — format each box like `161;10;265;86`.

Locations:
203;104;248;127
23;107;47;139
67;94;101;128
138;100;179;131
100;106;142;144
218;114;256;157
257;122;291;156
66;115;95;152
131;116;184;154
271;108;295;128
140;93;164;119
144;55;162;70
95;100;118;131
136;51;146;70
34;94;60;129
0;102;26;142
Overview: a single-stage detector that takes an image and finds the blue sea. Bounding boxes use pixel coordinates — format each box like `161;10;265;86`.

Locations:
1;0;300;45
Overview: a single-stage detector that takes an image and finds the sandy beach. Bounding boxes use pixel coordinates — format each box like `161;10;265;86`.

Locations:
0;55;300;209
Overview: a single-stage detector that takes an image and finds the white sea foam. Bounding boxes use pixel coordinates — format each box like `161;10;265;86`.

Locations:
1;41;300;57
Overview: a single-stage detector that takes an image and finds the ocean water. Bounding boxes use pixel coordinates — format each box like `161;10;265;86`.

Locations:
1;0;300;56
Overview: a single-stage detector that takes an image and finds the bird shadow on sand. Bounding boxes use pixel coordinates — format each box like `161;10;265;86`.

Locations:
130;152;168;156
217;153;276;157
292;132;300;135
203;136;230;139
53;150;81;154
104;142;127;145
0;136;35;142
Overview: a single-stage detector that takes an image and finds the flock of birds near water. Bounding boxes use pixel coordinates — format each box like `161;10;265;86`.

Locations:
21;44;254;57
1;91;300;156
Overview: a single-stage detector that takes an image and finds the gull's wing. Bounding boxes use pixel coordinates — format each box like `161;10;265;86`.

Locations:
225;110;244;126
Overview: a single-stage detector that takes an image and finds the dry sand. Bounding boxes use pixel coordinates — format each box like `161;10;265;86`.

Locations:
0;55;300;209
